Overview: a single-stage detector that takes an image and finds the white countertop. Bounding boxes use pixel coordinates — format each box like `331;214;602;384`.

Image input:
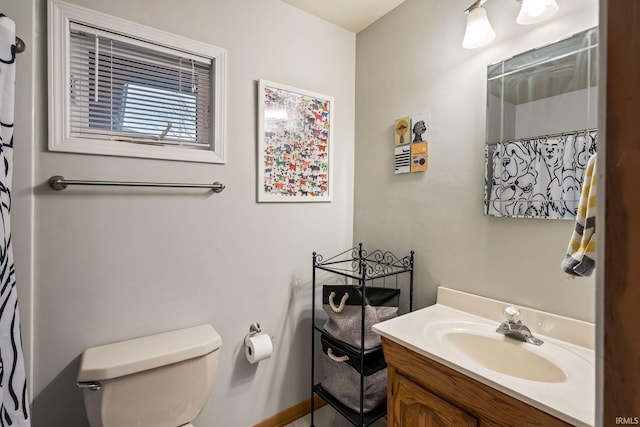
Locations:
372;287;595;427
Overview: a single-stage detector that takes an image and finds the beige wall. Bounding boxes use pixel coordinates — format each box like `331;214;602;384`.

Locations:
354;0;598;321
17;0;356;425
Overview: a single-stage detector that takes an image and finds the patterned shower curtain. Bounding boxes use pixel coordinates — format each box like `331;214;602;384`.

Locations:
0;14;30;427
486;130;597;219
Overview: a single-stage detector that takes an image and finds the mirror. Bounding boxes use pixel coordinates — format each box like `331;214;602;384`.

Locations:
484;28;598;219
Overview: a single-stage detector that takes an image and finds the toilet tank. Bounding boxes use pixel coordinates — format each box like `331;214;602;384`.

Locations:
78;324;222;427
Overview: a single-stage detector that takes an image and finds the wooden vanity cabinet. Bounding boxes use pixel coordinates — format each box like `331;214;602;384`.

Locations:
382;337;573;427
390;371;478;426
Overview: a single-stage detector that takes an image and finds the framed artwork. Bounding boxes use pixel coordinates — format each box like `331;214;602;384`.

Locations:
258;79;334;202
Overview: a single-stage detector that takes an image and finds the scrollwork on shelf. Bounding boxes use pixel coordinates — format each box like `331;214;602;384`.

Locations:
315;246;363;272
313;245;413;279
313;252;324;265
364;261;391;278
400;252;414;269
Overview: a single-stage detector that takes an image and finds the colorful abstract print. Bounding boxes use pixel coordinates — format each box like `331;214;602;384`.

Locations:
487;130;597;219
263;86;330;198
0;13;30;427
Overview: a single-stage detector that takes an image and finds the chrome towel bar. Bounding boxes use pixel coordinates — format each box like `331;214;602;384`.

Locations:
48;175;225;193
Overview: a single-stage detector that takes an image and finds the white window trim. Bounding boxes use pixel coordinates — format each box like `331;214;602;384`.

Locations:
48;0;227;163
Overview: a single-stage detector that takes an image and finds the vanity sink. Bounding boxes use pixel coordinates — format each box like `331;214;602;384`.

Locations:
372;287;596;426
423;320;591;383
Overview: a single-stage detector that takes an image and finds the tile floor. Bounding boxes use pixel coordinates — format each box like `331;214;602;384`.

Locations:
285;404;387;427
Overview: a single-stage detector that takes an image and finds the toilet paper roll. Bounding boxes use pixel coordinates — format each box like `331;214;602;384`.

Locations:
245;333;273;364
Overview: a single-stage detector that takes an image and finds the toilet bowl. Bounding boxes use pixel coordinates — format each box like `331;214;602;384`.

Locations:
78;324;222;427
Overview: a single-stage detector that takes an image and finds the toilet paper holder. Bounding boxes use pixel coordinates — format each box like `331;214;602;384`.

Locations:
245;322;263;346
244;323;275;364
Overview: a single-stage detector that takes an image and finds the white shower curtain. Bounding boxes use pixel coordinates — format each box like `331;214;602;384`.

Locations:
0;14;30;427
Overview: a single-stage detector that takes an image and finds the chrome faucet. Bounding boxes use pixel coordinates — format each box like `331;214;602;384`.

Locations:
496;306;544;346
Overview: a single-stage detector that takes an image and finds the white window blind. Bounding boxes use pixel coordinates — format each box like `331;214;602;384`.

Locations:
48;0;227;163
69;22;212;148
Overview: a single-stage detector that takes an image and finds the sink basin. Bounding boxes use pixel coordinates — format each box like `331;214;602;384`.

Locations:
441;329;565;382
423;320;592;384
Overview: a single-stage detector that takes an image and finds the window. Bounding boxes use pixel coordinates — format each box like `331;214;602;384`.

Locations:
121;84;198;142
49;0;227;163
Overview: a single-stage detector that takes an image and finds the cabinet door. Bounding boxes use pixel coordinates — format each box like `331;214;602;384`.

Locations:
390;373;477;427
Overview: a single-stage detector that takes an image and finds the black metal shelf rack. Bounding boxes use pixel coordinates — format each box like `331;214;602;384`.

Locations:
310;243;414;427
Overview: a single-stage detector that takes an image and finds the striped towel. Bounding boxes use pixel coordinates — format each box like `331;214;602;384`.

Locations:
561;153;597;276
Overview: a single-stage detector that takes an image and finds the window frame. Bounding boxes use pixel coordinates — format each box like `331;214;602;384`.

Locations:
48;0;227;163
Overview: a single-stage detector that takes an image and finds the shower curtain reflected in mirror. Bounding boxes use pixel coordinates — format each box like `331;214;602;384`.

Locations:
0;14;31;427
486;130;597;218
484;27;598;219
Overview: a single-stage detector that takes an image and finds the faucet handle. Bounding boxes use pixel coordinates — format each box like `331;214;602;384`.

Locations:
502;305;521;323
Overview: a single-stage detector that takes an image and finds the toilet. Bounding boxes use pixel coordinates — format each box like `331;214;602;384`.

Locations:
77;324;222;427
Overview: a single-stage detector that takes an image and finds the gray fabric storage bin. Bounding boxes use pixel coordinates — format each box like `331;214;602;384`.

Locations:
322;284;400;349
320;333;387;413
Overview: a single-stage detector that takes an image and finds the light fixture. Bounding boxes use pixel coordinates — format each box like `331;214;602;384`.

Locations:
462;0;560;49
517;0;559;25
462;1;496;50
